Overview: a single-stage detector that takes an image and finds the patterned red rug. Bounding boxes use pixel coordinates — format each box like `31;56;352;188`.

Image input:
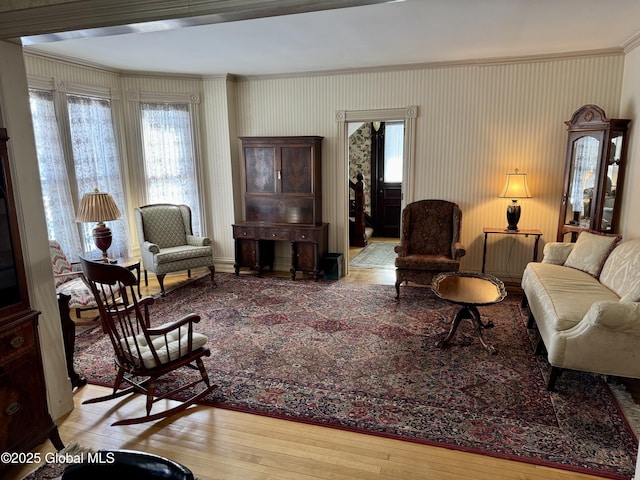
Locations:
74;273;637;479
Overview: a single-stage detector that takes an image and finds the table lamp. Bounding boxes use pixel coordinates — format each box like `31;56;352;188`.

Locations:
498;169;532;231
76;188;121;262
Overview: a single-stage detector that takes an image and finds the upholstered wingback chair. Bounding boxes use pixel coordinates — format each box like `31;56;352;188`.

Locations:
394;200;466;299
134;204;215;296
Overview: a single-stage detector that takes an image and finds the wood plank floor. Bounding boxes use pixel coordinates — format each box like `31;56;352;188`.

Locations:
9;240;632;480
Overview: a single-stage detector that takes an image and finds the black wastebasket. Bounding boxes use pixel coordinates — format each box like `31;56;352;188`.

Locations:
323;253;343;280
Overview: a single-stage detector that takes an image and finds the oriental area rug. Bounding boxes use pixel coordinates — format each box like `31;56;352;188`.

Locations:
349;241;397;269
74;273;637;479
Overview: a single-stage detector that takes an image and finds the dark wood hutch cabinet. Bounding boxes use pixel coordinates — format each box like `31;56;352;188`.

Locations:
233;136;328;280
557;105;631;241
0;129;63;469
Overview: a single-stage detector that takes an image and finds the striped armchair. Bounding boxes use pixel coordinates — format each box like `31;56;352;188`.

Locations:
49;239;97;314
134;204;215;296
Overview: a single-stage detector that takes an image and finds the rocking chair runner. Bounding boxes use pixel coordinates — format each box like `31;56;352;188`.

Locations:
79;257;217;426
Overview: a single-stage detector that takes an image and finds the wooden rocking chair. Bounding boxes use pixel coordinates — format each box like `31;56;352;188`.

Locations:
79;256;217;426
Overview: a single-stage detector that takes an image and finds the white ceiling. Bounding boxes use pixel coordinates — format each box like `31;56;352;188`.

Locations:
22;0;640;77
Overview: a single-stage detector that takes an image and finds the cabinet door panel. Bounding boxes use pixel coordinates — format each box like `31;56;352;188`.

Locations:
245;147;276;193
0;351;48;452
281;147;312;194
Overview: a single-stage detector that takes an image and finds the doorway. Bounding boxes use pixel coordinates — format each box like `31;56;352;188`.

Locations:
336;106;418;276
371;120;404;238
348;120;403;239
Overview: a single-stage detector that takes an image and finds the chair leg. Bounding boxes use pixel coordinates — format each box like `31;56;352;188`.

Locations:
395;280;401;300
208;265;216;285
146;378;156;416
144;269;149;286
157;274;166;296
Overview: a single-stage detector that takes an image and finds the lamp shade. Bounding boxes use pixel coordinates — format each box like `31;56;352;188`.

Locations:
76;189;121;223
498;169;532;199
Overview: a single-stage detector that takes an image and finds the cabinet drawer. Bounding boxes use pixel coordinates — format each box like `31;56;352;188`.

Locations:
294;229;320;242
0;323;35;361
259;228;291;241
233;225;256;238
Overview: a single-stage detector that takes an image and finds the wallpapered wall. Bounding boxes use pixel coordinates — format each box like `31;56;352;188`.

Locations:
24;50;627;278
348;123;372;215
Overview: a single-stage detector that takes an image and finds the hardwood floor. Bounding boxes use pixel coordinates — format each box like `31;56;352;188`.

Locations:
9;245;629;480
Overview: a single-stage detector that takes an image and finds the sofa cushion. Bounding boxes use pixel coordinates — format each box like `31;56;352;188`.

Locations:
600;239;640;302
564;231;621;277
522;262;619;332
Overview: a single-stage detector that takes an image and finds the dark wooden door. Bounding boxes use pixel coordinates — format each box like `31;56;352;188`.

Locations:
371;122;402;238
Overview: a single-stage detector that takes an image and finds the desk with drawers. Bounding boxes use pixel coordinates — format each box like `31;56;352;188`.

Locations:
233;222;328;280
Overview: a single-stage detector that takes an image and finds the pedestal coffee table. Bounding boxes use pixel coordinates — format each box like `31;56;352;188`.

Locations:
432;271;507;354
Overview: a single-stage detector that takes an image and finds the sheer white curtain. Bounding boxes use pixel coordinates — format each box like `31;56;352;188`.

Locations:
67;94;129;259
29;88;129;261
140;102;202;234
29;89;84;259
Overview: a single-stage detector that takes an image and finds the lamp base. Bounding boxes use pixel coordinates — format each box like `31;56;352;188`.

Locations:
505;200;521;231
93;223;113;262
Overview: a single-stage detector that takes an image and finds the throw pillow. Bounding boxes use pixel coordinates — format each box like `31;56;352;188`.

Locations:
564;230;621;278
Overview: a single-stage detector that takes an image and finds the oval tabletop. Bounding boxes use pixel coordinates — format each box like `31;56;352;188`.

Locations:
432;271;506;306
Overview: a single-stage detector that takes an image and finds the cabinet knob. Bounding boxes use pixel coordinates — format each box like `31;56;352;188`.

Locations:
5;402;21;416
10;335;25;348
243;231;247;236
301;234;306;239
272;233;277;237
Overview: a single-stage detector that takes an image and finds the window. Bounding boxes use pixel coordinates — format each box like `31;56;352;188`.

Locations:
139;101;203;234
383;121;404;183
29;86;129;261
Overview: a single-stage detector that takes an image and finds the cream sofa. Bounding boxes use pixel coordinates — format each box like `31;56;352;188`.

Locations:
521;232;640;390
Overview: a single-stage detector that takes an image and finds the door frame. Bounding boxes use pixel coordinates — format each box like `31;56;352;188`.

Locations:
335;106;418;276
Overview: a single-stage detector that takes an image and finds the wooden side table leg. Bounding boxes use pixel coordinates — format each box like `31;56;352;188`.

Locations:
57;293;87;390
469;305;497;354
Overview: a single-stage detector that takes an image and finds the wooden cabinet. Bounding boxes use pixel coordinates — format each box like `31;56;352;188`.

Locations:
557;105;631;241
241;136;323;225
0;128;62;469
233;136;328;280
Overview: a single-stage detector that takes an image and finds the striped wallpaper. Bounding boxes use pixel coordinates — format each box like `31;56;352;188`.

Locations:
24;51;626;280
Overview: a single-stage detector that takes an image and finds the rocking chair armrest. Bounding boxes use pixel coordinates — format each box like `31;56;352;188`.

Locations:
146;313;201;336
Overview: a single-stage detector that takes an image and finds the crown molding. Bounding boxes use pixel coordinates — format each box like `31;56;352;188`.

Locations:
24;46;625;83
236;48;625;81
623;31;640;54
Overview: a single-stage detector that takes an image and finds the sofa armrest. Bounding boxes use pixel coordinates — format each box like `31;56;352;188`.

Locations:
542;242;575;265
142;241;160;254
186;235;211;247
583;300;640;335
